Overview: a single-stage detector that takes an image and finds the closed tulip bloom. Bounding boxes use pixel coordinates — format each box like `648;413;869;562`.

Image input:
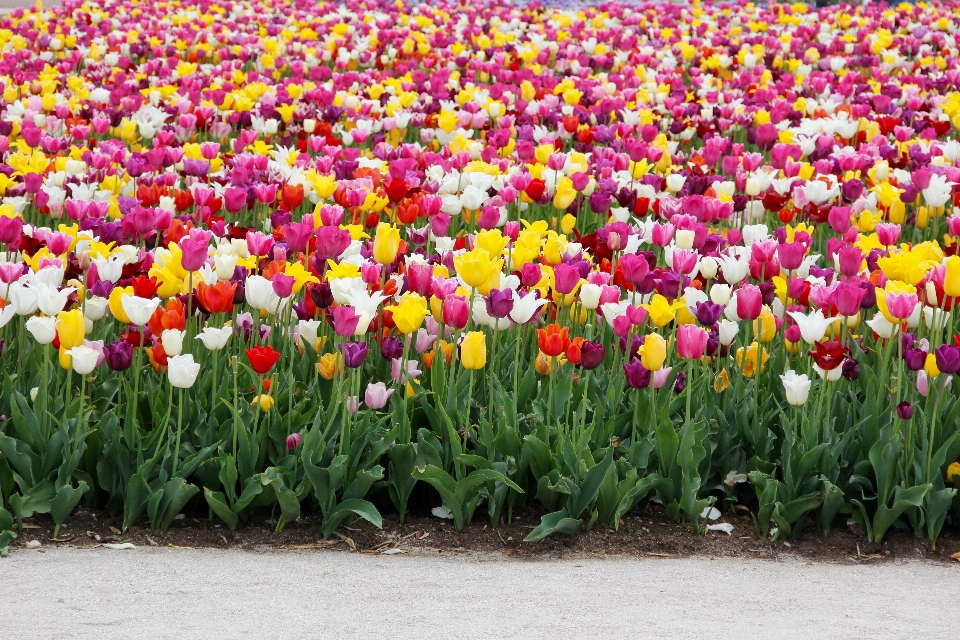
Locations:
485;288;514;319
196;280;236;314
285;433;301;450
161;329;186;357
66;345;100;375
780;370;811;406
373;223;401;265
553;263;581;295
108;286;134;324
121;295;160;326
677;324;708;360
442;294;470;329
944;256;960;298
197;326;233;351
339;340;369;368
26;316;57;344
717;319;739;346
579;340;606;370
834;282;867;317
619;253;650;286
104;340;133;371
55;309;85;350
734;284;762;321
460;331;487;370
623;357;651;388
246;345;281;374
935;344;960;374
884;291;918;321
896;401;914;420
638;333;667;371
364;382;395;410
168;354;201;388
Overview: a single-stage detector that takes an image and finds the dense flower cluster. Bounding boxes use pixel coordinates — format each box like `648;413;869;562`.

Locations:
2;0;960;550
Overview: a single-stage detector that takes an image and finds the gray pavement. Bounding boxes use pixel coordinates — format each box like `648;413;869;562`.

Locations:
2;546;959;639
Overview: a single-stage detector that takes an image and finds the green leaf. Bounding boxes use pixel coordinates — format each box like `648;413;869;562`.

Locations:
203;488;239;530
873;484;930;542
568;448;613;518
50;481;88;537
523;509;582;542
320;499;382;538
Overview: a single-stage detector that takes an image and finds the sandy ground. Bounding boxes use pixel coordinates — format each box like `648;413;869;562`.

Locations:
2;547;959;639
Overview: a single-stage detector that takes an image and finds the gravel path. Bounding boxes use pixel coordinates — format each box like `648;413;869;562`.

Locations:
2;547;958;639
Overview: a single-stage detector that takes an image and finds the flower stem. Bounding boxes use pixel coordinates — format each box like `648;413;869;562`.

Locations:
172;388;184;477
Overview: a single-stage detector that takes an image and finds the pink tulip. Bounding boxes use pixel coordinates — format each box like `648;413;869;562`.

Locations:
652;366;673;389
676;324;708;360
364;382;395;410
885;292;918;320
735;284;763;321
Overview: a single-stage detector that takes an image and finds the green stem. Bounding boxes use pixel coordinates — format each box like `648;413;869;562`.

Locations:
172;388;184;477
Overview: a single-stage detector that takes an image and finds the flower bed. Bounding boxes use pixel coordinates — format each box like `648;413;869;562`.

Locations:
2;0;960;554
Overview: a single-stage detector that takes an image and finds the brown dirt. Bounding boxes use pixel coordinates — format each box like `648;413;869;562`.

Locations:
10;504;960;564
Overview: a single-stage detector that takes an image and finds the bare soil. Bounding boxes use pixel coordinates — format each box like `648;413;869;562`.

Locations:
10;504;960;564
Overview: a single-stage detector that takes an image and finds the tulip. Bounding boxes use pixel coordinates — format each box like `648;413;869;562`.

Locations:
26;316;57;344
537;324;570;357
509;290;549;324
442;294;470;329
638;333;667;371
780;370;811;406
246;346;281;375
652;367;673;389
66;345;99;375
388;295;429;334
167;354;201;388
460;331;487;370
623;358;651;389
676;325;708;360
121;296;161;326
104;340;133;371
884;292;918;321
373;223;401;265
56;309;85;350
945;256;960;299
896;401;914;420
339;341;369;368
317;353;343;380
787;309;841;344
286;433;301;450
935;345;960;374
197;326;233;351
364;382;395;410
734;284;762;321
161;329;186;357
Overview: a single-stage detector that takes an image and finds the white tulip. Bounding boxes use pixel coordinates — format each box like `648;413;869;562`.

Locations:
84;296;109;322
787;309;841;344
780;370;811;406
161;329;186;357
121;295;160;326
579;283;603;310
66;345;100;375
168;354;201;389
509;290;549;324
718;319;739;346
7;280;38;315
25;316;57;344
197;326;233;351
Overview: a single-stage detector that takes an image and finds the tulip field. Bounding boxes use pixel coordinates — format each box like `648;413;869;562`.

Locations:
5;0;960;555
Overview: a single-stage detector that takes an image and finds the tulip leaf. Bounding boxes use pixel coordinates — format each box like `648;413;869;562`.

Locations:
523;509;582;542
50;481;88;538
203;487;239;530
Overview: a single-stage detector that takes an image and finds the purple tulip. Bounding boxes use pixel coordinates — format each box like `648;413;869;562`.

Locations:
286;433;301;450
935;344;960;374
380;336;403;360
897;401;914;420
580;341;606;370
485;288;514;319
623;357;651;389
695;301;724;327
104;340;133;371
339;341;369;368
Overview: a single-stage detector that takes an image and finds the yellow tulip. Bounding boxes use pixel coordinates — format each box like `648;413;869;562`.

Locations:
641;294;684;328
55;309;85;350
460;331;487;370
388;294;429;334
108;286;134;324
638;333;667;371
316;353;343;380
925;353;940;379
945;256;960;298
373;223;401;265
735;342;769;378
453;249;500;289
752;307;777;343
253;394;275;411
